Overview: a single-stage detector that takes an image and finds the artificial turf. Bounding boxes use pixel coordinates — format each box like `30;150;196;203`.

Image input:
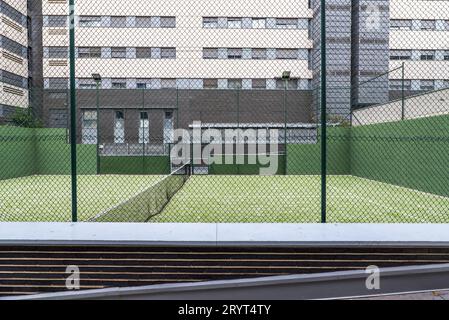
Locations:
1;174;448;223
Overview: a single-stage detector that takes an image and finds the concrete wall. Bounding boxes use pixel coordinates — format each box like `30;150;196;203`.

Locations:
287;127;351;175
0;126;97;180
42;89;314;144
0;126;36;179
351;114;449;197
353;88;449;126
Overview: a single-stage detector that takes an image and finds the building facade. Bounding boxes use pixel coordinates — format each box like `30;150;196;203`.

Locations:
2;0;448;131
389;0;449;96
40;0;317;142
41;0;314;92
0;0;30;122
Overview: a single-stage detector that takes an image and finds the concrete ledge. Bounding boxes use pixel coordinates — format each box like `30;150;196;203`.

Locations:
5;264;449;300
1;223;449;247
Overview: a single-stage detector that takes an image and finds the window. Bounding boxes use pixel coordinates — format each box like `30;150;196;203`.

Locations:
136;47;152;59
136;79;151;89
360;38;388;45
0;70;27;88
160;17;176;28
136;16;152;28
111;79;127;89
420;20;436;30
48;78;69;89
390;50;412;60
276;49;298;60
275;18;298;29
252;79;266;89
111;47;127;59
389;80;411;90
203;79;218;89
161;48;176;59
445;20;449;31
228;79;242;89
390;19;412;30
203;17;218;28
78;47;101;58
227;48;243;59
444;80;449;88
48;47;68;59
203;48;218;59
79;16;101;27
114;111;125;144
252;18;266;29
48;16;67;27
161;79;177;88
420;50;435;61
298;18;309;30
276;79;298;90
252;48;267;60
139;112;149;144
136;82;147;89
78;79;96;89
2;1;27;26
111;16;127;28
1;35;26;58
443;50;449;61
227;18;242;28
82;111;97;145
420;80;434;91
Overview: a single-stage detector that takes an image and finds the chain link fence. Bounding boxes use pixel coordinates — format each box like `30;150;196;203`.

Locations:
0;0;448;223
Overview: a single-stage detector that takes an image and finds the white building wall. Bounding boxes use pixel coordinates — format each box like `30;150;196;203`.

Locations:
4;0;27;15
0;0;29;109
0;13;28;45
41;0;313;86
389;0;449;85
0;83;29;109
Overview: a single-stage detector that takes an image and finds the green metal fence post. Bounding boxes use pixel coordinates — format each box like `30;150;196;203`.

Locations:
284;80;288;176
142;89;145;174
237;85;240;175
191;140;194;175
96;82;100;175
320;0;327;224
174;86;179;171
401;62;405;121
69;0;78;222
176;86;179;129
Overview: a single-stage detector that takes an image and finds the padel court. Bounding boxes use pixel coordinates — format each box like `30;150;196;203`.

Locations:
1;174;448;223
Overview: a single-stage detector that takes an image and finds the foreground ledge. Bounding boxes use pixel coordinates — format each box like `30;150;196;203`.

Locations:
4;264;449;300
1;223;449;247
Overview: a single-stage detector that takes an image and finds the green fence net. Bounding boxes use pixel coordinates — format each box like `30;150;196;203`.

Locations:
0;0;448;223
